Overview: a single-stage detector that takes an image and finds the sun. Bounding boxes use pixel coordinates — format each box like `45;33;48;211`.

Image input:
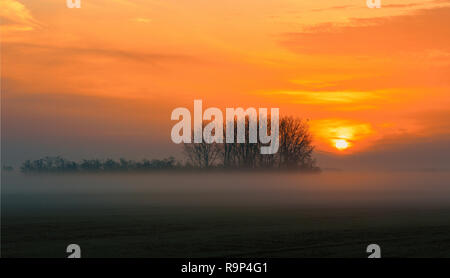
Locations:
334;139;349;150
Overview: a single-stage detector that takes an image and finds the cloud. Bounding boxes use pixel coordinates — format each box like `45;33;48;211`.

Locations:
316;133;450;170
3;42;194;64
282;7;450;56
310;5;354;12
131;17;151;23
311;118;375;150
1;41;198;100
0;0;41;33
268;90;381;105
310;0;450;12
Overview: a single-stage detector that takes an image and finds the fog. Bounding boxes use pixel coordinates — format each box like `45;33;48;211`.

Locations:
3;170;450;213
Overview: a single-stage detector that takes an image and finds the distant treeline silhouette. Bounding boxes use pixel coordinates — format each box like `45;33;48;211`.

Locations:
20;116;319;172
21;157;178;172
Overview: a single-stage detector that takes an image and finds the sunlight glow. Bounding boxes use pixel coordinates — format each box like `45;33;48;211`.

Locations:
334;139;349;150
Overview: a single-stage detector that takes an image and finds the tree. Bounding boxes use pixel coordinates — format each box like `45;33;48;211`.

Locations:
80;159;101;171
220;117;259;168
184;142;220;168
278;117;315;169
183;122;221;168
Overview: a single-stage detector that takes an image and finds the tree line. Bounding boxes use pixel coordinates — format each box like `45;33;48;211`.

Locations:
20;157;177;172
20;116;318;172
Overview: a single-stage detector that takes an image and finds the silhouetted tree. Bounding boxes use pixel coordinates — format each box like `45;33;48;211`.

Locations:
184;142;220;168
80;159;101;171
184;123;221;168
278;117;315;169
186;115;317;170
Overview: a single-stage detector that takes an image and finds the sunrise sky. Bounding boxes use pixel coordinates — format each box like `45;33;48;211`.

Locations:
1;0;450;169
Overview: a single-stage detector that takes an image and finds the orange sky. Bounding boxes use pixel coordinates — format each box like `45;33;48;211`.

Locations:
1;0;450;164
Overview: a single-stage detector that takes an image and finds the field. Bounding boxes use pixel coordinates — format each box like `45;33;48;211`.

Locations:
2;171;450;258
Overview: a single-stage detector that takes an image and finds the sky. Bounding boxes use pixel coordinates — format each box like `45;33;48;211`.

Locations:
1;0;450;169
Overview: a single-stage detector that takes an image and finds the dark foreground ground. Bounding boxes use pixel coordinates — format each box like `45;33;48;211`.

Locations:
2;171;450;257
3;203;450;258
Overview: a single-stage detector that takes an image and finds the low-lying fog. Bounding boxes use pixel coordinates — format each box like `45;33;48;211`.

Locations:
3;170;450;212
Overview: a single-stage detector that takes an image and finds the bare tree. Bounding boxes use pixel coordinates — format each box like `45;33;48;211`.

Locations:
183;123;221;168
184;115;317;170
222;120;236;168
234;141;259;168
256;113;277;168
184;142;221;168
278;117;315;169
220;117;259;168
